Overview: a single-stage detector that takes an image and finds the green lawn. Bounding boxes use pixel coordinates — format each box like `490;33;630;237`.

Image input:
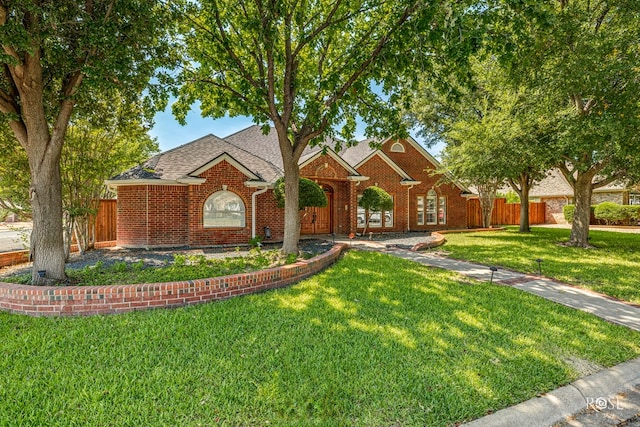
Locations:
440;227;640;304
2;251;639;426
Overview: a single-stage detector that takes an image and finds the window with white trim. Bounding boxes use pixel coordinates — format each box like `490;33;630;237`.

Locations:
358;194;393;228
417;196;424;225
630;193;640;205
203;190;245;228
390;142;405;153
438;196;447;225
426;190;437;225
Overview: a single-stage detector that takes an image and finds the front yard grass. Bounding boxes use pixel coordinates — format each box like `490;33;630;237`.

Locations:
441;227;640;304
1;251;639;426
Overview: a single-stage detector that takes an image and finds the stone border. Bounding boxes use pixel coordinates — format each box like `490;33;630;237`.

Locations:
410;227;507;251
0;243;347;317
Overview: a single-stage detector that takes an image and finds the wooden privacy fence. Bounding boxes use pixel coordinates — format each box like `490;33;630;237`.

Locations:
70;199;116;244
94;199;117;242
467;198;546;228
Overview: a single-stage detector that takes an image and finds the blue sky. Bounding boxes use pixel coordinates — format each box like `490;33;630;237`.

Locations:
149;101;444;158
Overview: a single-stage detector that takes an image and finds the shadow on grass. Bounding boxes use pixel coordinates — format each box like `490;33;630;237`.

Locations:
0;250;638;426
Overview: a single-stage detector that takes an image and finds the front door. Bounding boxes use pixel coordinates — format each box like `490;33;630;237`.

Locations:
301;185;333;234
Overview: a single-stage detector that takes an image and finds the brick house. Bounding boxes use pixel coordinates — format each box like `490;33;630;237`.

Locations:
106;126;470;248
528;169;636;224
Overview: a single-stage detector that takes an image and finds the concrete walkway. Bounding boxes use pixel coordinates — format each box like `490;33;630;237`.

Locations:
338;237;640;426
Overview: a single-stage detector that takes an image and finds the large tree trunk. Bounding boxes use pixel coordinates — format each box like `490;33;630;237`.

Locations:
477;182;498;228
569;173;593;247
282;160;301;255
29;148;66;284
511;173;531;233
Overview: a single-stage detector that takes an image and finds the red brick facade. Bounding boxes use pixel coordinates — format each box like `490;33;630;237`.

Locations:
115;139;468;248
355;139;468;232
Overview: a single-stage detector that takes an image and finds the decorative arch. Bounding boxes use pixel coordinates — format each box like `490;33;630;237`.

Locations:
316;163;337;178
390;142;405;153
203;190;246;228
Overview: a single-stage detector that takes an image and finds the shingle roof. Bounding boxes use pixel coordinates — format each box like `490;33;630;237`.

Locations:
530;169;626;197
224;125;325;168
110;134;282;182
339;138;378;166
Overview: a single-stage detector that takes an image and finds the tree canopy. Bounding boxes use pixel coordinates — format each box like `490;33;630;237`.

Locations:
408;57;556;230
488;0;640;245
0;0;175;283
174;0;477;253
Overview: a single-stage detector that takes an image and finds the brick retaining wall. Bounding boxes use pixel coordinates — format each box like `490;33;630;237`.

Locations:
0;244;347;317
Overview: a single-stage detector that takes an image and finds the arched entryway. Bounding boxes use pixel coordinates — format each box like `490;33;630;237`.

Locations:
301;184;333;234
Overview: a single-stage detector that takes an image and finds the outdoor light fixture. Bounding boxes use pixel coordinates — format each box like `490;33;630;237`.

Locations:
263;226;272;239
489;266;498;284
535;258;543;275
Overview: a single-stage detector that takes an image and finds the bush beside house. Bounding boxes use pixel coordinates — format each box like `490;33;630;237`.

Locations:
564;202;640;225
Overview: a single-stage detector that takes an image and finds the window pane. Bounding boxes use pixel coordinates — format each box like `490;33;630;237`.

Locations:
438;196;446;225
203;190;245;228
369;212;382;228
357;195;366;227
384;196;393;227
630;194;640;205
417;196;424;225
427;191;437;225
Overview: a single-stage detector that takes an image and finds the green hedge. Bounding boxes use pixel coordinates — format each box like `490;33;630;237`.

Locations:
563;204;598;224
591;202;640;225
594;202;625;225
563;205;575;223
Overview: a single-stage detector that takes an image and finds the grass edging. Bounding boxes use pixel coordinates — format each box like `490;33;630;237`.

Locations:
411;227;506;251
0;243;347;317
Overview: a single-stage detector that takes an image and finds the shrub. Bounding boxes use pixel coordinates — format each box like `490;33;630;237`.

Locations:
273;177;327;209
594;202;626;225
563;205;575;223
623;205;640;224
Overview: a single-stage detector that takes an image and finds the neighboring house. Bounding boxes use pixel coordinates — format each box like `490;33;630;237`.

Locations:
106;126;470;248
529;169;636;224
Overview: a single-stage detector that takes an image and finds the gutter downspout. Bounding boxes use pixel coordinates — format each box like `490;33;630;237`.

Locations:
407;185;414;232
251;186;270;239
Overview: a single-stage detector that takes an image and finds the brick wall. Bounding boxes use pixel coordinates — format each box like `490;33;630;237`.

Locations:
355;155;407;232
357;139;468;231
0;244;347;317
255;189;285;242
188;161;255;246
542;197;570;224
117;185;189;248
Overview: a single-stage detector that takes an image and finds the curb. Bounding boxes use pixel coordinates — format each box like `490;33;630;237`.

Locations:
462;350;640;426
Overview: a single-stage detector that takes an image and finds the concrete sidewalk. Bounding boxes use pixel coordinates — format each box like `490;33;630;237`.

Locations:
338;238;640;426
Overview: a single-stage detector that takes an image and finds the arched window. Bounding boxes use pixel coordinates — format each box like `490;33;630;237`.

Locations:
203;190;245;228
390;142;405;153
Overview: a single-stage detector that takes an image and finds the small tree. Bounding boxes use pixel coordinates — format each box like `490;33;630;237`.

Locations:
359;186;394;235
273;178;327;210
